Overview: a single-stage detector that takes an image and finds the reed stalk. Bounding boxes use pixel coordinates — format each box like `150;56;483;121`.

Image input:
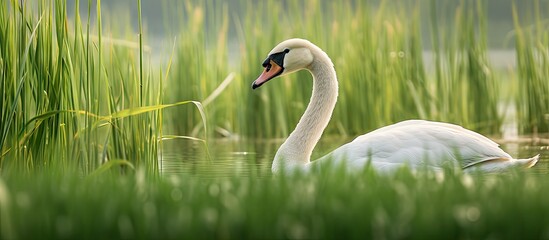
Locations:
513;0;549;134
0;0;194;175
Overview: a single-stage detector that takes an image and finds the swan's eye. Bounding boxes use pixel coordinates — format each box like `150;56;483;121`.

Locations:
284;48;290;53
262;61;272;72
262;58;271;71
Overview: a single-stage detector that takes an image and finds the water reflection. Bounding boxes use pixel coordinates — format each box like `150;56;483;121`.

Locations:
160;138;279;177
160;137;549;177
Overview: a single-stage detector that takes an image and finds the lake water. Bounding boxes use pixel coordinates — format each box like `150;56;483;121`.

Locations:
160;136;549;177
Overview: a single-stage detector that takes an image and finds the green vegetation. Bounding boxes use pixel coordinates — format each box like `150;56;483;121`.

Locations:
0;0;205;174
0;0;548;239
3;168;549;239
167;0;548;139
1;0;547;173
428;0;501;133
512;1;549;134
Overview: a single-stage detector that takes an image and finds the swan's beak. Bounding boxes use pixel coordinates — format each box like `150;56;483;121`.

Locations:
252;60;284;89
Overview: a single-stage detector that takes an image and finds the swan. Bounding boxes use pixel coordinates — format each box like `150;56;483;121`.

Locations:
251;38;539;174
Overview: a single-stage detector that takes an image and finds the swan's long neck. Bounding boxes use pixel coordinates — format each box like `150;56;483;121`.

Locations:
272;51;338;172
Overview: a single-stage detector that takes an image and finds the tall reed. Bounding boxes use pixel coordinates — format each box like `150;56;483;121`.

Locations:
164;0;545;141
1;0;547;174
232;0;502;138
513;0;549;134
164;1;230;138
428;0;502;134
0;0;171;175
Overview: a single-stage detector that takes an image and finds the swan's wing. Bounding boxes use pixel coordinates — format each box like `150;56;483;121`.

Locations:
317;120;512;169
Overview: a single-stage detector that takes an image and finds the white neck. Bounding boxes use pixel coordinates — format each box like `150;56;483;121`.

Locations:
272;50;338;173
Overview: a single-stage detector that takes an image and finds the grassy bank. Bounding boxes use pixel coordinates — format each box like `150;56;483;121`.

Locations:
2;168;549;239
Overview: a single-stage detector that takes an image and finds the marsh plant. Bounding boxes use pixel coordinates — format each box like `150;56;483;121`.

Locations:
512;1;549;134
0;0;196;174
3;167;549;239
0;0;549;239
168;0;547;140
0;0;548;173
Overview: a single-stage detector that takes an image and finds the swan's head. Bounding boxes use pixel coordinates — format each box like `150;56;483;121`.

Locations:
252;38;315;89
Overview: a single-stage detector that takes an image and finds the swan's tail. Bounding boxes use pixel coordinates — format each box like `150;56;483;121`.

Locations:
520;154;540;168
464;154;540;173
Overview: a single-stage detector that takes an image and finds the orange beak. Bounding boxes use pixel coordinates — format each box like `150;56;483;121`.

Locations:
252;60;284;89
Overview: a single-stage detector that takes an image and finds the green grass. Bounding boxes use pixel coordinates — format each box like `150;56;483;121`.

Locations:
428;0;502;133
0;0;205;174
163;1;230;137
166;0;548;139
0;0;546;170
2;168;549;239
0;1;548;239
512;1;549;134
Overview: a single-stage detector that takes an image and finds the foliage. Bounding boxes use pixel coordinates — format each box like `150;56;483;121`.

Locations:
0;0;547;173
166;0;546;138
1;168;549;239
512;1;549;134
0;0;184;174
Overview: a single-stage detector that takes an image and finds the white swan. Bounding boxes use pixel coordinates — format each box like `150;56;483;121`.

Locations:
252;38;539;174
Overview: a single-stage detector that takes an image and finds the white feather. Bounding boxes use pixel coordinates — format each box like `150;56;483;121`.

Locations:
255;39;539;174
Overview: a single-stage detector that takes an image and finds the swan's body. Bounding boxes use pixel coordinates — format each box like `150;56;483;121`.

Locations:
252;38;539;174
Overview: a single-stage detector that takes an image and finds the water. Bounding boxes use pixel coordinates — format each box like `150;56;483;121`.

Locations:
160;138;276;177
160;136;549;177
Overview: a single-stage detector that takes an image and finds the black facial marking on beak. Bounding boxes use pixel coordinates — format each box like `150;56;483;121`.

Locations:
269;52;284;67
251;49;291;89
262;58;272;71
